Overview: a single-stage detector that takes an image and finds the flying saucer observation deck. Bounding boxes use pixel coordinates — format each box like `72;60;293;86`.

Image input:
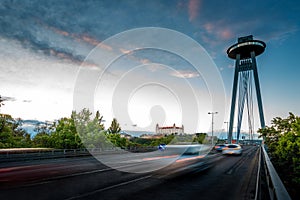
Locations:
227;39;266;59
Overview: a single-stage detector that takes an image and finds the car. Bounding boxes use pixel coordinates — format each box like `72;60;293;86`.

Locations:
222;144;242;155
158;143;166;151
214;144;227;152
184;144;202;155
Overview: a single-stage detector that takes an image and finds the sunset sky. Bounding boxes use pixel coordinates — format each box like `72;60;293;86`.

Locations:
0;0;299;134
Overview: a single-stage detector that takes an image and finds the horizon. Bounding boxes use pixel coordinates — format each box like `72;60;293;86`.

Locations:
19;118;261;140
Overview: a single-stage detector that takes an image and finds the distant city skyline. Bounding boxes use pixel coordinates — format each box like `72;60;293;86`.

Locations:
1;0;299;134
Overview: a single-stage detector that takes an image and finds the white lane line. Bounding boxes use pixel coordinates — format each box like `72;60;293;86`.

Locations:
11;167;114;188
65;175;152;200
6;162;145;189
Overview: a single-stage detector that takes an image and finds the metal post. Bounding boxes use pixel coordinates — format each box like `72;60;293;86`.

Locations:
251;51;266;128
208;112;218;145
228;54;240;144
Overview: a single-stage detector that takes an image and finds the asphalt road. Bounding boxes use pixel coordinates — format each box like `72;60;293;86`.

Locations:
0;145;259;200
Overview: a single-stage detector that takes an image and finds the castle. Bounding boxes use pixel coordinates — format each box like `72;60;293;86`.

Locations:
155;123;184;135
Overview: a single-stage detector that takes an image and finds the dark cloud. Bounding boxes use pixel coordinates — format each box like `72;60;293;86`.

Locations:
0;96;16;102
0;0;185;62
0;0;298;62
0;0;105;62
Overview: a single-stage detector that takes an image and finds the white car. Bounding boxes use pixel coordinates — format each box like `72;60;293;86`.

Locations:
222;144;242;155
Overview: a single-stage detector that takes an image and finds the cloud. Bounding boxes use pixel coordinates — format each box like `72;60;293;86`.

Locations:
0;96;16;102
170;70;200;78
0;0;298;74
201;21;234;42
52;28;70;37
203;23;214;33
0;1;104;65
140;59;151;65
188;0;201;22
219;29;233;40
80;35;101;47
146;64;165;72
188;1;299;56
120;48;132;54
47;48;85;64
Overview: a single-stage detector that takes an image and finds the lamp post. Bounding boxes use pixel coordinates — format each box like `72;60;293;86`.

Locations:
224;121;229;142
208;112;218;145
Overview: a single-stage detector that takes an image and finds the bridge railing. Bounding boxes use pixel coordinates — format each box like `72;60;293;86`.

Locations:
0;146;158;162
259;145;291;200
0;148;91;162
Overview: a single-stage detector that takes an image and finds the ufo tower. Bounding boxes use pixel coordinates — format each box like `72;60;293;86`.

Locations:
227;35;266;143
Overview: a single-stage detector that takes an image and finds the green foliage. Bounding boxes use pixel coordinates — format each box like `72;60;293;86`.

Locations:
1;108;117;150
1;107;208;153
147;135;174;147
74;109;110;149
127;135;175;148
108;118;121;134
129;133;208;148
193;133;207;144
51;116;81;149
258;112;300;189
32;121;55;147
130;137;153;146
32;132;51;148
105;133;128;149
0;115;31;148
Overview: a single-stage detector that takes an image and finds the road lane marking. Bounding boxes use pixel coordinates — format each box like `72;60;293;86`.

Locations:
0;162;147;189
142;155;179;161
175;155;205;163
65;175;152;200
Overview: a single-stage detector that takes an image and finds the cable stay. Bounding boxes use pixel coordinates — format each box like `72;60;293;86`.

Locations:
236;69;255;143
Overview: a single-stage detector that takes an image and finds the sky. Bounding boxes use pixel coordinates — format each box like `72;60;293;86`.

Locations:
0;0;299;135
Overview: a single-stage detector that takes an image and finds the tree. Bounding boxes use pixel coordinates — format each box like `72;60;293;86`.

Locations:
30;109;106;149
258;112;300;197
108;118;121;134
0;95;4;108
193;133;207;144
0;114;31;148
32;121;55;147
105;133;128;149
73;109;108;149
52;116;81;149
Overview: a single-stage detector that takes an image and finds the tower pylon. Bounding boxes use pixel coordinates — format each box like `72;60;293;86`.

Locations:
227;35;266;144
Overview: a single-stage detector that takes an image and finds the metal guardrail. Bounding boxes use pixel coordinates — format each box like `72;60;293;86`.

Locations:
255;146;262;200
0;148;92;162
261;145;291;200
0;146;158;162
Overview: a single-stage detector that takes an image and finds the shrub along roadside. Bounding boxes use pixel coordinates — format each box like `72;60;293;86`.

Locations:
258;112;300;198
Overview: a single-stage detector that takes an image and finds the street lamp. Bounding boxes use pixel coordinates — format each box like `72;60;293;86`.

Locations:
208;112;218;145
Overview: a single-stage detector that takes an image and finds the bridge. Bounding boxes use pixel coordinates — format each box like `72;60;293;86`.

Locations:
0;144;291;200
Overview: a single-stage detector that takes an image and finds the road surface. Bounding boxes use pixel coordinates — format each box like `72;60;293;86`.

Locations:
0;145;259;200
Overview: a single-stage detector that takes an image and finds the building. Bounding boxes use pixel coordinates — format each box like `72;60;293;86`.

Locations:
155;123;184;135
